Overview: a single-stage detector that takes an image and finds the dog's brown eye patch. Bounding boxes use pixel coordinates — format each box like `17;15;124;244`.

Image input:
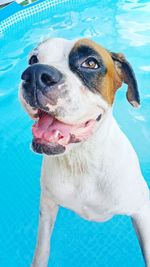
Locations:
29;55;39;65
69;44;106;92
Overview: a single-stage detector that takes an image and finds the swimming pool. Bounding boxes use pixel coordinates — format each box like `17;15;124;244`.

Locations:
0;0;150;266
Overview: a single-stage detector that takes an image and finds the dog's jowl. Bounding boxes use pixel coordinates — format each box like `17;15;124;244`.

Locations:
19;38;150;267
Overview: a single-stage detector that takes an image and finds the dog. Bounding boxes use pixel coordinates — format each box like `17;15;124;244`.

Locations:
19;38;150;267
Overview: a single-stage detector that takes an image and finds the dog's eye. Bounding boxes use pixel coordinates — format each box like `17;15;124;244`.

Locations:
81;58;99;69
29;55;39;65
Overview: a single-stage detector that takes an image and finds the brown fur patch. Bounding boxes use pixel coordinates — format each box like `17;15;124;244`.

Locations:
74;38;122;105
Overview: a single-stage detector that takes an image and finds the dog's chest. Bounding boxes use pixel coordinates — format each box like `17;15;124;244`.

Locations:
42;157;115;222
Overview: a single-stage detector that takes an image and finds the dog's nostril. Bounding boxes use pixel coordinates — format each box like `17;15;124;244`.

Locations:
41;73;57;87
21;71;31;82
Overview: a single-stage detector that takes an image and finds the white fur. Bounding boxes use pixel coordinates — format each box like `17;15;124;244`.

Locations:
31;110;150;267
42;111;149;220
19;38;150;267
30;110;150;267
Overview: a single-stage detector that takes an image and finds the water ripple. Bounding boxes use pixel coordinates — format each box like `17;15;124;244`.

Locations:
116;1;150;47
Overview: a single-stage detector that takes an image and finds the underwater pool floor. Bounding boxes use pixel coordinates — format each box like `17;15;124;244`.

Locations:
0;0;150;266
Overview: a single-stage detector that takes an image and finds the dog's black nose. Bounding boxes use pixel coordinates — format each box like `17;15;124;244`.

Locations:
21;64;62;88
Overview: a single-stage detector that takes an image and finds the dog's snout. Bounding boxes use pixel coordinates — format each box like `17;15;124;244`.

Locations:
21;64;62;88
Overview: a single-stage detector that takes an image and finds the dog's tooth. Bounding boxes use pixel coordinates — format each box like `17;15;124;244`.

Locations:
58;135;70;145
53;130;61;139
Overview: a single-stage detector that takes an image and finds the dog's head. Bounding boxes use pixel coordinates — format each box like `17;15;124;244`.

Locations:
19;38;140;156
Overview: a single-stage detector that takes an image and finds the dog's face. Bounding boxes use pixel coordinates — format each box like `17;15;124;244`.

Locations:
19;38;140;156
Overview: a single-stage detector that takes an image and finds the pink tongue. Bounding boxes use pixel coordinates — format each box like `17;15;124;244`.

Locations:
32;113;73;143
32;112;97;145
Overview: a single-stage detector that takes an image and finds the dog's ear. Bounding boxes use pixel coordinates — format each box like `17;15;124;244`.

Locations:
110;52;140;108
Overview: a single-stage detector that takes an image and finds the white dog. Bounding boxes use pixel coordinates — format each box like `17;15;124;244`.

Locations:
19;38;150;267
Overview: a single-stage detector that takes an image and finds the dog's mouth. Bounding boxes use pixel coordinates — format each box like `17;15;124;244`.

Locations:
32;109;101;155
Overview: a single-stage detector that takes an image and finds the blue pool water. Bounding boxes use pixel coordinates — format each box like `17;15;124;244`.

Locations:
0;0;150;266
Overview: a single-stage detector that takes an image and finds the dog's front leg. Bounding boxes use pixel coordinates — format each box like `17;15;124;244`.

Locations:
31;194;58;267
132;202;150;267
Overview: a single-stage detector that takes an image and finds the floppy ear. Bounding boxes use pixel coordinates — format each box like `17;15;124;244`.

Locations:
110;52;140;108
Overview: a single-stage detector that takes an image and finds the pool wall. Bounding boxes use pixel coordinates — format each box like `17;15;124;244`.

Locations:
0;0;97;34
0;0;69;33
